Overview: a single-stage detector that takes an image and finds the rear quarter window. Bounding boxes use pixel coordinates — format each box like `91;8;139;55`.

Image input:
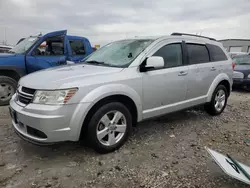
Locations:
207;44;228;61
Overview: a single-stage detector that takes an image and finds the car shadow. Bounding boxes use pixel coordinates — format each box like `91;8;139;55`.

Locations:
17;107;207;160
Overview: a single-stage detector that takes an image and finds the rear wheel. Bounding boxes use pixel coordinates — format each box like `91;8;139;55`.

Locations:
0;76;17;106
87;102;132;153
205;85;228;116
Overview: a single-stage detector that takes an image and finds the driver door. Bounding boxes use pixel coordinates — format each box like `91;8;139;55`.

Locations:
142;40;189;119
25;30;67;73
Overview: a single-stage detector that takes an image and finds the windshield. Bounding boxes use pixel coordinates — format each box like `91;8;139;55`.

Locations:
9;37;39;54
233;55;250;65
82;39;154;67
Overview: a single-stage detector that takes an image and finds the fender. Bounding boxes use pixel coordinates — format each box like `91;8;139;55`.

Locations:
0;65;26;78
206;73;232;102
0;54;26;78
80;83;143;121
70;84;143;140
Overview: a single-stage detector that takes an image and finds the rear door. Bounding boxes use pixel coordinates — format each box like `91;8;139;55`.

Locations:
67;38;88;63
25;30;67;73
206;43;229;76
185;41;217;101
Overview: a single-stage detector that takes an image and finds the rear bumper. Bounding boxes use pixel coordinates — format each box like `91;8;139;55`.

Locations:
233;78;250;88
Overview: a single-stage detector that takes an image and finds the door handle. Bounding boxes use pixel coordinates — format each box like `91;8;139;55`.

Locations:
178;71;188;76
210;67;216;71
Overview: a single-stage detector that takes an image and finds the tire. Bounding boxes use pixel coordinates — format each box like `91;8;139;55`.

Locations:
0;76;17;106
205;85;228;116
87;102;132;154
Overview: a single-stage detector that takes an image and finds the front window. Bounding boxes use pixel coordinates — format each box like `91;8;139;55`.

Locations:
9;37;39;54
82;39;154;67
233;55;250;65
32;37;64;56
153;43;183;68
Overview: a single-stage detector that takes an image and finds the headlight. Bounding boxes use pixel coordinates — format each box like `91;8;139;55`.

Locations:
248;74;250;78
32;88;78;105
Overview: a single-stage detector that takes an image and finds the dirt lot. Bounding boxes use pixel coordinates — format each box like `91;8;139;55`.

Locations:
0;91;250;188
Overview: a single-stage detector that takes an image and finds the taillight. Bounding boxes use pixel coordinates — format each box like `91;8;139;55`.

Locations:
232;62;236;70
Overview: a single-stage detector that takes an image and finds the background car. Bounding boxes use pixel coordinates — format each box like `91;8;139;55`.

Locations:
232;54;250;90
0;44;13;53
0;30;93;106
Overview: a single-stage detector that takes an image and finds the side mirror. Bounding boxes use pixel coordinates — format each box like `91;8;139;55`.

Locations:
140;56;164;72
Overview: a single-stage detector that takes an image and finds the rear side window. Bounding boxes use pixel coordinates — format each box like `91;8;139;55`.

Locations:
187;44;209;64
69;40;85;55
153;43;182;68
207;44;228;61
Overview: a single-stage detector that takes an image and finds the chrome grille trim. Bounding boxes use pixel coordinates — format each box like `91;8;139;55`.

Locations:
16;86;36;105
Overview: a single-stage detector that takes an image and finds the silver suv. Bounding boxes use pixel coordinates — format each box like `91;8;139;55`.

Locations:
9;33;233;153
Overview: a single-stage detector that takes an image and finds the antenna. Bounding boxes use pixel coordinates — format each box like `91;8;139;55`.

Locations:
4;27;6;44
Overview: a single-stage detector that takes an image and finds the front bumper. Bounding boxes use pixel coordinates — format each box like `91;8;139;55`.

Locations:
9;94;91;144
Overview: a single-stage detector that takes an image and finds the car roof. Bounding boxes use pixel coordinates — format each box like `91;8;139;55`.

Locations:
125;35;220;45
67;35;88;41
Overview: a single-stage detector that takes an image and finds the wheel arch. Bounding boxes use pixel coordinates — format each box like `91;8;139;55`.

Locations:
0;69;21;81
206;73;232;102
77;84;142;140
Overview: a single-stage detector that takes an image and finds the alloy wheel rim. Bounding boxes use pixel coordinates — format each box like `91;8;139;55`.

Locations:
214;89;226;112
0;83;14;101
96;110;127;146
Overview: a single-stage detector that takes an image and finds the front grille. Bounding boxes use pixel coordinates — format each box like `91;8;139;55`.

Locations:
17;86;36;105
21;87;36;95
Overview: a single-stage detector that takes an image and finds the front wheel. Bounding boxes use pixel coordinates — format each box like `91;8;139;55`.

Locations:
87;102;132;153
205;85;228;116
0;76;17;106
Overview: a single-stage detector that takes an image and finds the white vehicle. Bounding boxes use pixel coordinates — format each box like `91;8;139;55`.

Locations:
9;33;234;153
0;45;13;53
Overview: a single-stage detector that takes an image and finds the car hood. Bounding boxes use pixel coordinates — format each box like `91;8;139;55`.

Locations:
234;64;250;71
19;64;123;89
0;53;16;58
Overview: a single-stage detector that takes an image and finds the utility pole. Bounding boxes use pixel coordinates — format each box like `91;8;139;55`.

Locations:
3;27;6;45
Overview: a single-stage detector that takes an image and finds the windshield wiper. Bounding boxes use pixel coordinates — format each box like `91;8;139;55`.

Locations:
85;60;105;65
84;60;121;68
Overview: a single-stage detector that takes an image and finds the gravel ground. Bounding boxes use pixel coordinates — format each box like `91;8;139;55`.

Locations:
0;91;250;188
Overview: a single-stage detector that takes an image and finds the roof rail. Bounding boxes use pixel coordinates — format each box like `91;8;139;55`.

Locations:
171;32;216;41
